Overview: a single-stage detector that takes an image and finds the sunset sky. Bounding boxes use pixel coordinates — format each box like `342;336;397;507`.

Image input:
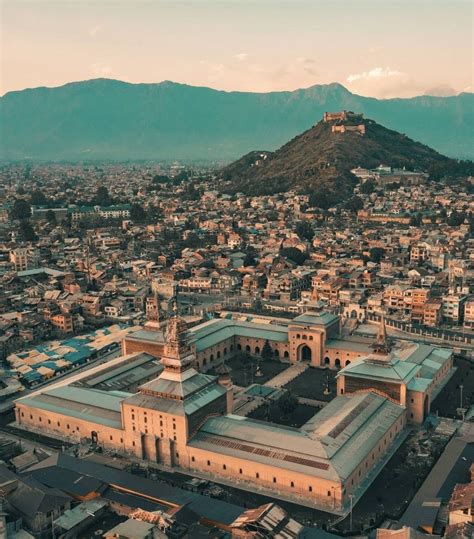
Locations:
1;0;472;98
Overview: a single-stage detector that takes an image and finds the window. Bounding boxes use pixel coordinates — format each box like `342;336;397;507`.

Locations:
239;468;243;474
67;424;70;430
132;414;135;420
273;477;277;483
207;460;211;466
309;486;313;492
57;422;60;427
133;441;135;446
144;416;147;424
110;435;113;441
192;456;195;462
120;438;123;443
39;417;42;422
327;491;331;497
30;414;33;420
48;419;51;424
291;481;294;488
256;472;259;479
223;464;226;470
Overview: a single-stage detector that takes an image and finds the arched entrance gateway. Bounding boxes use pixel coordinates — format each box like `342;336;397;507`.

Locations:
299;344;312;362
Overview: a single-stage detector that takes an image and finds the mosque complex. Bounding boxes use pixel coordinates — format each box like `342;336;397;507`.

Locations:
14;306;454;513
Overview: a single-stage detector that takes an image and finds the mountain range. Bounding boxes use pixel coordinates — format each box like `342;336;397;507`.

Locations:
0;78;473;161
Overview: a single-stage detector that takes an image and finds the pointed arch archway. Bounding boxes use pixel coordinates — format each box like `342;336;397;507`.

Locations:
298;344;312;362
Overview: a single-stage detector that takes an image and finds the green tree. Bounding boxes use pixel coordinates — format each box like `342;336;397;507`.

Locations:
130;203;146;222
261;340;273;360
243;253;256;267
295;221;314;241
45;209;57;224
447;210;466;227
369;247;386;263
309;190;338;210
344;196;363;213
360;179;376;194
278;391;298;416
409;213;422;226
11;199;32;220
30;189;48;206
93;186;113;206
19;220;37;242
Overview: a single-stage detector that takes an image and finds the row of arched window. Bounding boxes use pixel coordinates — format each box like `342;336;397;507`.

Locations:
295;334;314;341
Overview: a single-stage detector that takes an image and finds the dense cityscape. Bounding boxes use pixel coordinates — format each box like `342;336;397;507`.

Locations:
0;140;472;537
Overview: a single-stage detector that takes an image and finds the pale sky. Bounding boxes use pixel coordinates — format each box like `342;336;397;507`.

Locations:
1;0;473;98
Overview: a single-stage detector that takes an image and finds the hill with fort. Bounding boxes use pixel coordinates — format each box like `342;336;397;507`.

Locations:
220;111;471;204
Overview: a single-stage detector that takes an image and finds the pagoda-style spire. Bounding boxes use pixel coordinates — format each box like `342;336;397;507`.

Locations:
372;315;391;355
162;297;193;373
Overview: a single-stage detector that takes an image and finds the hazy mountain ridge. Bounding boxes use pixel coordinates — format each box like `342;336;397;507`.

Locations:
0;78;473;161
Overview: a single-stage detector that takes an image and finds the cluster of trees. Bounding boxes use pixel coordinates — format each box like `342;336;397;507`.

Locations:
10;199;37;242
295;221;314;241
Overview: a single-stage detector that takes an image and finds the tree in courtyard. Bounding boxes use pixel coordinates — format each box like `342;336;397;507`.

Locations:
261;339;273;360
278;391;298;416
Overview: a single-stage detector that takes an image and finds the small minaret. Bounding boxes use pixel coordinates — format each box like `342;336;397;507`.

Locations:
372;315;392;355
372;315;391;355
